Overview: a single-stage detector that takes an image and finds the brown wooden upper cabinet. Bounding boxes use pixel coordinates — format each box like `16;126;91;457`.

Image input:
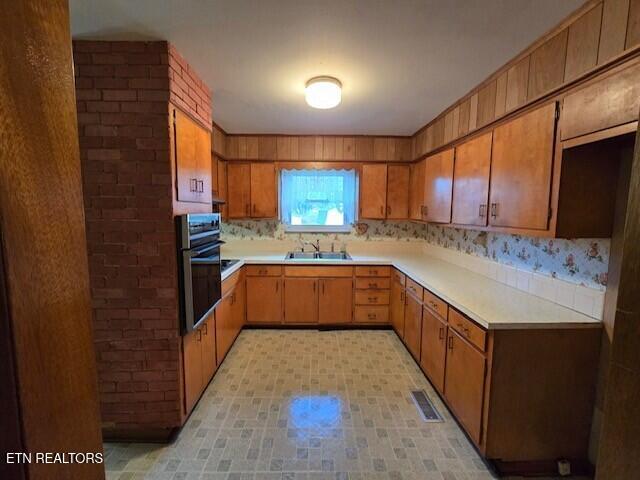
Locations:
173;107;212;204
452;133;493;226
227;162;278;218
409;160;426;221
386;165;410;219
422;149;454;223
360;164;387;219
489;102;557;230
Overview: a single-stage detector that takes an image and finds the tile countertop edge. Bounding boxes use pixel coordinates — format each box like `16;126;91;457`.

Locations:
221;255;602;331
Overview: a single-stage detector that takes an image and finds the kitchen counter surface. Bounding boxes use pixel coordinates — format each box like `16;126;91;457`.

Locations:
221;250;602;331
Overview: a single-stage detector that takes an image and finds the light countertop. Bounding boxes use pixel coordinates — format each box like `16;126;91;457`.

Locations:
221;248;602;331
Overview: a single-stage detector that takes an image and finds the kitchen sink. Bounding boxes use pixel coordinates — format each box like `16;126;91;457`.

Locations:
285;251;352;260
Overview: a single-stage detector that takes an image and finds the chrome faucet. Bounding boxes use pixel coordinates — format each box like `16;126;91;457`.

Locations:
298;238;320;252
308;239;321;252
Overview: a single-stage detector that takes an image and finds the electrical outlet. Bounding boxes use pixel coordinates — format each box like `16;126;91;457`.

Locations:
557;459;571;476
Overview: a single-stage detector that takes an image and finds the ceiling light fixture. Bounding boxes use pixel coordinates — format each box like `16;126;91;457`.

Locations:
305;76;342;109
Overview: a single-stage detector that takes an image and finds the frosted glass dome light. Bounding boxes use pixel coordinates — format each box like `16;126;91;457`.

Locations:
305;76;342;109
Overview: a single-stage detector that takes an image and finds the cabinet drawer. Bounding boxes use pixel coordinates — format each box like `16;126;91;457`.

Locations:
354;306;389;324
405;278;423;300
423;289;448;320
222;269;243;296
355;278;391;290
245;265;282;277
393;269;406;286
355;266;391;277
449;309;486;351
355;290;390;305
284;266;354;277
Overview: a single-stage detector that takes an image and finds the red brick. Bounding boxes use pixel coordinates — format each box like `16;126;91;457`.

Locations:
86;101;120;113
103;89;138;102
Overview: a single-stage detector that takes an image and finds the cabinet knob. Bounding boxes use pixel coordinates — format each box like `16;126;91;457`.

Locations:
490;203;498;219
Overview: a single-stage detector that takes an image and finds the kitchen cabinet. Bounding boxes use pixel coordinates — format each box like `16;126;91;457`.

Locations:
489;103;557;230
444;329;486;444
200;316;216;387
318;278;353;324
360;164;387;219
403;290;422;360
386;164;410;219
390;277;405;338
420;308;447;393
227;162;277;218
422;149;454;223
218;159;228;219
284;278;318;323
173;107;212;204
216;270;245;365
409;160;425;220
246;277;282;324
183;314;216;415
452;133;492;226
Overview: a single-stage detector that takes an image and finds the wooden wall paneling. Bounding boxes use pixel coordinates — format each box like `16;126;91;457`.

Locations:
477;80;497;128
323;136;336;160
469;93;479;131
564;3;604;82
495;72;508;118
335;137;344;159
374;137;388;161
314;136;323;159
277;136;291;160
451;106;461;141
343;137;356;160
227;136;239;158
527;29;569;100
299;136;315;160
247;136;259;159
458;98;471;136
432;117;445;148
238;136;248;159
444;110;455;144
290;136;299;160
598;0;630;64
387;138;397;160
356;137;374;161
0;1;104;476
505;56;530;112
421;129;430;155
258;136;277;160
627;0;640;48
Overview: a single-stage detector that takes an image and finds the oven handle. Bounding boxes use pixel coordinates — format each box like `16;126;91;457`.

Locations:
189;240;225;257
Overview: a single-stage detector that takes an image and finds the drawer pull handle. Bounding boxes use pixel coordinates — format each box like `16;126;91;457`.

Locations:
368;313;376;320
448;336;453;350
369;283;377;288
438;327;444;340
368;297;377;303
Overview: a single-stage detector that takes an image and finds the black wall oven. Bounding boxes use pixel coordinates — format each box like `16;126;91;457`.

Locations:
176;213;223;334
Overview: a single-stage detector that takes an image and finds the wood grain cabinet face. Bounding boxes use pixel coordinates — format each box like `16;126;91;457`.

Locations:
215;291;234;365
227;163;251;218
409;160;426;220
386;165;410;219
284;278;318;324
174;108;212;204
390;279;406;339
360;164;388;219
452;132;492;226
489;103;557;230
318;278;353;324
246;277;282;323
420;308;447;394
250;163;277;218
200;316;216;386
403;292;423;360
423;149;454;223
183;327;203;414
444;330;486;445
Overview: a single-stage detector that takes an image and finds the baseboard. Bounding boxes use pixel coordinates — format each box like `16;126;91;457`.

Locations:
102;427;178;443
492;458;595;477
243;323;393;330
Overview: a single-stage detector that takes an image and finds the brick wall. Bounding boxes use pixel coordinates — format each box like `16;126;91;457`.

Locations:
168;44;212;129
73;40;211;438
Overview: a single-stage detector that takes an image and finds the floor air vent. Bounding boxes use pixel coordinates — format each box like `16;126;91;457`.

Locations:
411;390;443;422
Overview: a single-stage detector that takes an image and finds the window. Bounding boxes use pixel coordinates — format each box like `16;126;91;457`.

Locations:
281;169;357;232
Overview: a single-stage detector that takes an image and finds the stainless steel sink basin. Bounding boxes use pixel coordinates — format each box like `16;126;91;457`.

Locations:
285;251;352;260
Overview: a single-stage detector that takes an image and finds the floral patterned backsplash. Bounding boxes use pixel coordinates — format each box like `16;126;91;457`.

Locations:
221;220;610;289
426;225;610;288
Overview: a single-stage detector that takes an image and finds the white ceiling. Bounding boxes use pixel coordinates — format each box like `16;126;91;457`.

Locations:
69;0;584;135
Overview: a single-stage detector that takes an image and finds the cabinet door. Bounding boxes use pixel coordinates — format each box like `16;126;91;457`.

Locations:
409;160;426;220
403;292;422;360
318;278;353;324
227;163;251;218
215;290;234;365
195;125;212;204
444;330;486;444
420;308;447;393
284;278;318;324
387;165;410;219
390;280;405;339
489;103;556;230
232;276;246;337
452;133;492;226
183;327;202;414
174;108;199;203
423;149;454;223
247;277;282;323
218;159;228;219
211;154;219;198
200;315;216;386
250;163;278;218
360;164;387;219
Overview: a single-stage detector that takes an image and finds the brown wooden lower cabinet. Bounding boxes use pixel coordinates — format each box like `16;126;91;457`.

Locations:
390;279;405;338
200;316;216;386
319;278;353;324
284;278;318;323
183;313;216;415
420;307;447;393
246;276;282;323
403;291;422;360
216;275;245;365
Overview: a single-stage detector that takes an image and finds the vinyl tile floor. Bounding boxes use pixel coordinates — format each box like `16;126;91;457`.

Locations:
104;329;592;480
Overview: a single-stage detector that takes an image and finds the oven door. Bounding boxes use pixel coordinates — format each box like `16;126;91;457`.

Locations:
182;241;224;333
